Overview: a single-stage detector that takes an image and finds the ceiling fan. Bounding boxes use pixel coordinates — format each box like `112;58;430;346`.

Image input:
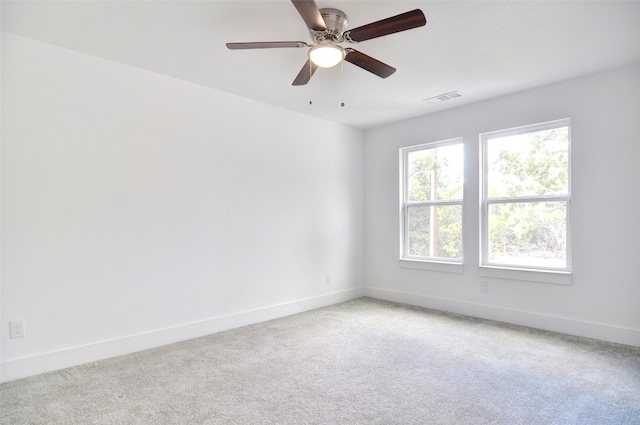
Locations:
226;0;426;86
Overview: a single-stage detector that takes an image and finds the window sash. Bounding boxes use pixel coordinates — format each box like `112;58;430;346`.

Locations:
403;202;463;261
480;198;571;271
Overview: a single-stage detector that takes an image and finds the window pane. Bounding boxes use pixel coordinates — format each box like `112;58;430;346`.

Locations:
407;205;462;259
488;201;567;268
487;127;568;198
408;144;463;202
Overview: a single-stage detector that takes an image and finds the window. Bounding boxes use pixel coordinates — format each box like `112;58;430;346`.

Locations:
400;139;464;264
480;119;571;273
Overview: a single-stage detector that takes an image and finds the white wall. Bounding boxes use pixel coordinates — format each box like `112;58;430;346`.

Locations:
1;34;365;382
364;64;640;346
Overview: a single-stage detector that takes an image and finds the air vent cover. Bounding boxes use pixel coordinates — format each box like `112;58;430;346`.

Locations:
424;91;462;103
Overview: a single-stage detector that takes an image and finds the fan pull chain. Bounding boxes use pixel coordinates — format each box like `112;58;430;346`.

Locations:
309;62;313;105
340;59;345;107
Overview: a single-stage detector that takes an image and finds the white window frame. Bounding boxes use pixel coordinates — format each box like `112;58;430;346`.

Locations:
479;119;572;283
399;138;464;272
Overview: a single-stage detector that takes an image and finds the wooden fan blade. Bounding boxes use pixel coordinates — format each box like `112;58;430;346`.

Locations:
226;41;309;50
345;50;396;78
344;9;426;43
291;0;327;32
292;59;318;86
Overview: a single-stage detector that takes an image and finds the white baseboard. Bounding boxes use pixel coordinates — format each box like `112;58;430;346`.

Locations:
364;286;640;347
1;287;366;383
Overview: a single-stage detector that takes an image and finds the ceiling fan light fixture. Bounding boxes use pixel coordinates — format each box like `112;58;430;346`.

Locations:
309;45;344;68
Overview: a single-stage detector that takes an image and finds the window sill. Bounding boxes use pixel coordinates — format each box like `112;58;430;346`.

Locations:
399;259;463;274
478;265;571;285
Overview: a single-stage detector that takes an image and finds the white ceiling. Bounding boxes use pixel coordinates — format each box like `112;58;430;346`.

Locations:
3;1;640;129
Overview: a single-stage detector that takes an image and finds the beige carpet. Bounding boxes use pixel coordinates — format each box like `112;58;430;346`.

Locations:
2;297;639;424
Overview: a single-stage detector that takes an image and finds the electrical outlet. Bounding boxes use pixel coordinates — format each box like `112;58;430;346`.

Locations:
10;320;25;339
480;281;489;294
326;274;332;285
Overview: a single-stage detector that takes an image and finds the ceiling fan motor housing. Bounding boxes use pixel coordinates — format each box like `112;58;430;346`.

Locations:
311;8;349;44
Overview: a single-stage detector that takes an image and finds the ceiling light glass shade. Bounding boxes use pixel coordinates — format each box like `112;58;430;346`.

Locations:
309;45;344;68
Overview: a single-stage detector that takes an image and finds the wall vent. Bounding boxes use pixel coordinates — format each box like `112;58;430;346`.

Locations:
423;91;462;103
